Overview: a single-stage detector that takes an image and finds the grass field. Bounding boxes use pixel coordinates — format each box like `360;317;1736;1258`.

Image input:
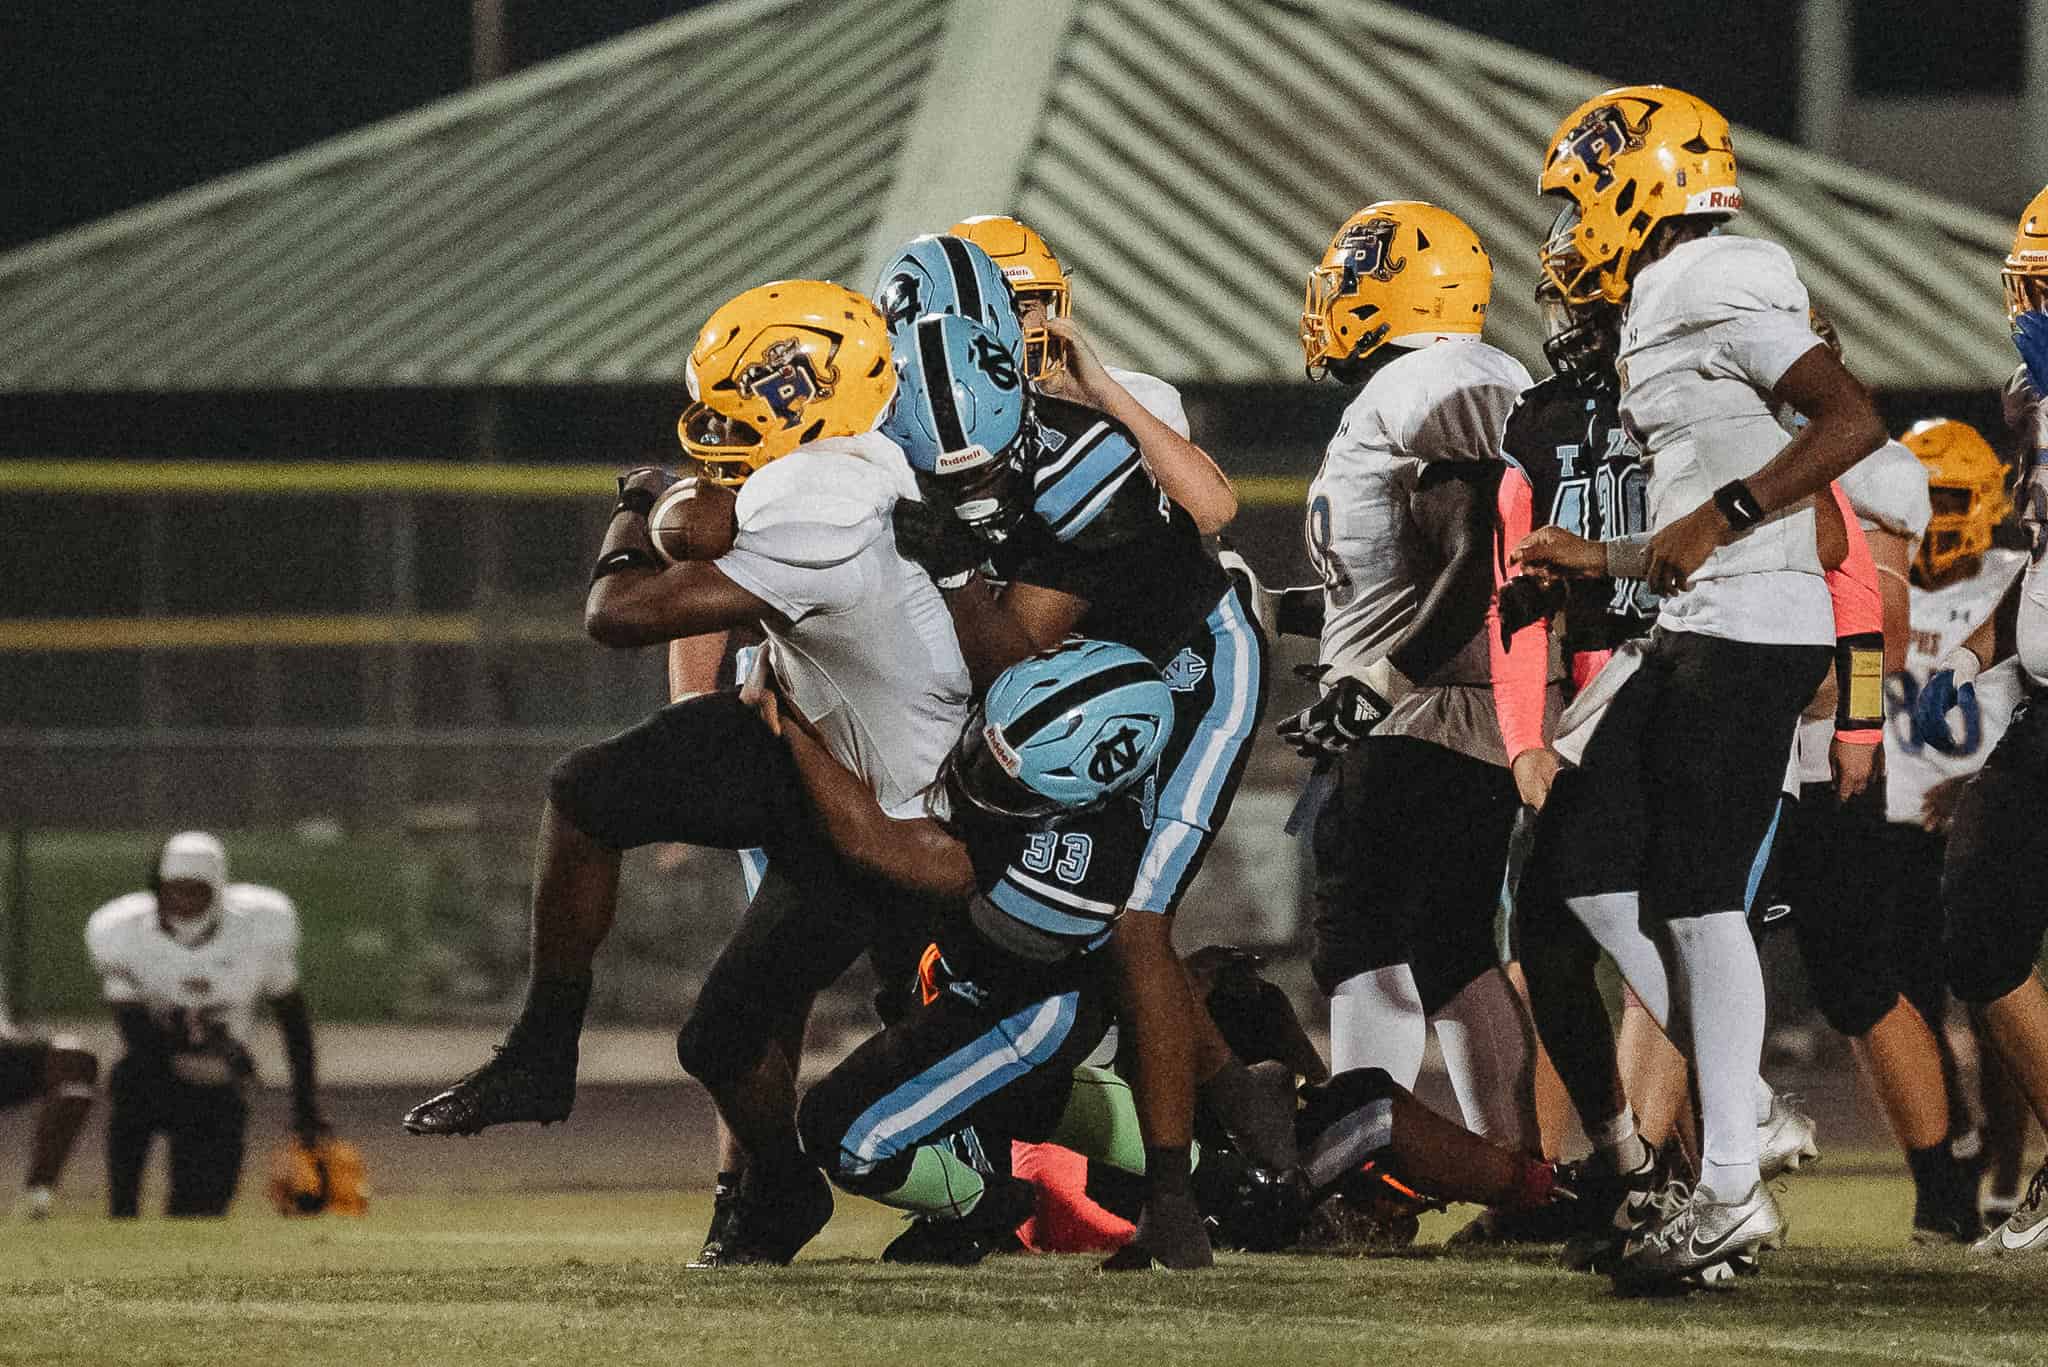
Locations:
4;1161;2044;1367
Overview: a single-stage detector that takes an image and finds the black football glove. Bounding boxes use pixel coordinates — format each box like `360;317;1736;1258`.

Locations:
1275;665;1389;760
1496;574;1562;648
891;497;986;589
615;466;678;516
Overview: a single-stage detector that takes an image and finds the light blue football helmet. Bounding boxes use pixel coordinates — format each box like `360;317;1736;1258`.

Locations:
872;234;1027;358
881;312;1034;541
948;639;1175;820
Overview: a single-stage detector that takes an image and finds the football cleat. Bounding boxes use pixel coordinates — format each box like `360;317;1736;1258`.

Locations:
401;1044;575;1136
1614;1181;1781;1294
1970;1159;2048;1258
687;1173;744;1270
692;1165;834;1268
16;1185;53;1222
1100;1188;1215;1271
1558;1140;1665;1272
1757;1090;1820;1180
879;1175;1035;1267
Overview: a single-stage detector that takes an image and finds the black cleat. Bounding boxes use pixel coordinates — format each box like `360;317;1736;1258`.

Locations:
687;1173;744;1269
402;1044;575;1136
693;1165;833;1267
880;1175;1035;1267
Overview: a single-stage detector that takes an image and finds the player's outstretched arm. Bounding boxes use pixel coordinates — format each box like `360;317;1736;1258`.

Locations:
1043;317;1237;534
775;707;976;901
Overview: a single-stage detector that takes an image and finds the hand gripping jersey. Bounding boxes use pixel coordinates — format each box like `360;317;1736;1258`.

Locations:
953;786;1155;965
1884;548;2028;825
992;392;1229;665
713;432;973;818
1499;372;1657;655
86;886;300;1054
1617;235;1833;645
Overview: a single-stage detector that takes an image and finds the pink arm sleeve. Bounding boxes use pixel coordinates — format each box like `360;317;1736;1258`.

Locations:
1488;465;1550;761
1825;481;1882;744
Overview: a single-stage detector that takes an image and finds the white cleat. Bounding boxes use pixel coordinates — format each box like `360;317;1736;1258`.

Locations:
1615;1182;1782;1294
1971;1161;2048;1258
17;1186;52;1221
1757;1090;1820;1180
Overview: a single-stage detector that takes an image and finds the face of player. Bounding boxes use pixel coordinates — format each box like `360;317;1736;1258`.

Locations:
156;878;215;924
1016;296;1050;331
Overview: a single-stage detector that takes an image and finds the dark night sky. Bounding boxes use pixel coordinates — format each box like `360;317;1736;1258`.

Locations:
0;1;2017;255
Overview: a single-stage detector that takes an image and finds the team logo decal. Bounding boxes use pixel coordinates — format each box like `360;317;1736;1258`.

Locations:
736;336;839;429
969;334;1020;389
1335;216;1405;290
1557;101;1656;191
1162;647;1208;693
877;272;923;330
1087;724;1145;785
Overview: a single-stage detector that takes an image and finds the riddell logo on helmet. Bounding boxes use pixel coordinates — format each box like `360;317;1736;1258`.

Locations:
936;445;995;473
1685;187;1742;213
983;723;1022;777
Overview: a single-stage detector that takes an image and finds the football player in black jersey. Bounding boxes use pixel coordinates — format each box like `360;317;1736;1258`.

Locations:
877;291;1272;1269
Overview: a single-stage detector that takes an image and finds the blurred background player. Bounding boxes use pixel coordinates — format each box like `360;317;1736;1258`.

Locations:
1514;84;1886;1290
407;280;973;1267
884;297;1272;1269
1283;200;1548;1171
0;1003;97;1220
1934;183;2048;1257
84;831;327;1218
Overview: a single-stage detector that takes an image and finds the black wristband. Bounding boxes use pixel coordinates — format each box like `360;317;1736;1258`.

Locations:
590;546;659;582
615;486;657;518
1712;479;1765;532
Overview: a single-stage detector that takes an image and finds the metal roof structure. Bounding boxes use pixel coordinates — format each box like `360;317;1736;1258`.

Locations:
0;0;2021;393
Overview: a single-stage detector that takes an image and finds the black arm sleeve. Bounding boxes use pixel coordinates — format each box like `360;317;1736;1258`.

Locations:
271;991;320;1125
1387;464;1499;683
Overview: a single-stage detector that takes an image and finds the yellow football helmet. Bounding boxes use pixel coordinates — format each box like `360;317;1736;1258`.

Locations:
2002;184;2048;320
1539;85;1740;306
948;214;1071;380
1902;418;2012;582
1301;201;1491;379
676;279;895;486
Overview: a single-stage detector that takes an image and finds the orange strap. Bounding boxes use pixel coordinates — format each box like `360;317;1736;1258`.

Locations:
916;943;945;1007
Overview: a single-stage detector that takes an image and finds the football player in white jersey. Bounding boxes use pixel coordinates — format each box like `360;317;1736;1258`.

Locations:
1512;85;1887;1289
84;832;326;1217
947;214;1238;534
0;1003;97;1220
1282;201;1550;1167
1935;184;2048;1256
406;280;972;1266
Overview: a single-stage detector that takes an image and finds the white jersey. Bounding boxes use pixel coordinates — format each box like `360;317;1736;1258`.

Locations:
1879;550;2028;824
1104;366;1191;439
1618;236;1833;645
714;431;972;818
1306;338;1531;680
85;885;299;1055
2005;369;2048;687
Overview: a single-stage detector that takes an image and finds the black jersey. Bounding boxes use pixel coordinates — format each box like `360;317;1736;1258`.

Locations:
992;393;1230;666
1500;373;1658;655
950;782;1154;962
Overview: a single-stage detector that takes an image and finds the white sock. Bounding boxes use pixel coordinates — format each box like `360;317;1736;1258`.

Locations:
1585;1108;1647;1171
1567;891;1678;1040
1329;965;1427;1086
1432;967;1541;1151
1669;911;1765;1200
1754;1075;1776;1126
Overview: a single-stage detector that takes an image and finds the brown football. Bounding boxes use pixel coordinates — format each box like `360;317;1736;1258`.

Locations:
647;478;738;564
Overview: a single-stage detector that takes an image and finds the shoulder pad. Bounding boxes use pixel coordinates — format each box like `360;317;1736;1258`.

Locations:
1839;440;1932;539
1634;236;1807;333
1104;367;1189;437
85;893;154;950
731;448;891;569
227;884;300;943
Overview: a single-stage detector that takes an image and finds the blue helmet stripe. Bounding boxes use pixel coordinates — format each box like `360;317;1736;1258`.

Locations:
999;658;1162;748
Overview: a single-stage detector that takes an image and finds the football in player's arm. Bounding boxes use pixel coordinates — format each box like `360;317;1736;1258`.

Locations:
84;832;326;1218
